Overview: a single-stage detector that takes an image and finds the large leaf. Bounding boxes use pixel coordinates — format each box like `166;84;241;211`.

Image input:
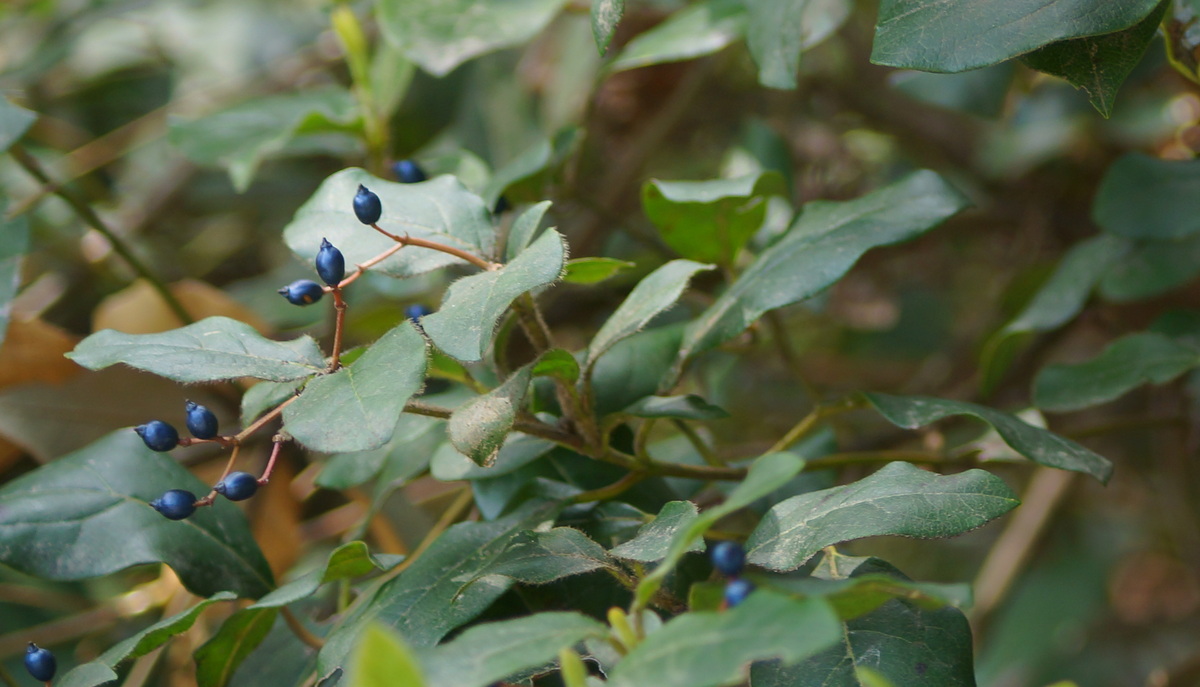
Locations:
745;0;852;89
67;316;325;383
283;168;495;279
58;593;237;687
0;431;273;597
871;0;1162;73
194;608;279;687
610;0;747;72
592;0;625;54
592;324;685;415
643;174;785;265
449;363;534;466
283;322;427;453
169;88;359;192
863;392;1113;482
586;259;714;371
668;171;968;386
0;97;36;152
746;462;1019;571
422;229;566;362
0;209;29;349
609;591;841;687
1021;0;1167;116
610;501;702;562
1033;332;1200;412
1093;153;1200;239
1099;234;1200;301
478;527;614;584
376;0;568;77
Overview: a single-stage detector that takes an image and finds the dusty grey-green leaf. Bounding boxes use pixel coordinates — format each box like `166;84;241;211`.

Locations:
252;541;403;609
479;527;613;584
592;0;625;54
610;0;746;72
610;501;702;562
449;364;534;466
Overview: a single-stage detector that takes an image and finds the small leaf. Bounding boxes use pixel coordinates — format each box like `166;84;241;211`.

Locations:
610;501;701;562
0;208;30;349
610;0;747;72
532;348;580;383
479;527;614;584
586;260;714;371
0;97;37;152
194;608;280;687
746;0;852;89
422;612;608;687
643;173;786;265
0;431;273;598
507;201;553;262
252;541;403;609
348;624;425;687
449;363;535;466
1034;332;1200;412
68;316;325;383
620;394;729;420
562;257;635;284
283;322;427;453
592;0;625;54
1094;153;1200;239
609;591;841;687
863;392;1114;482
423;229;566;362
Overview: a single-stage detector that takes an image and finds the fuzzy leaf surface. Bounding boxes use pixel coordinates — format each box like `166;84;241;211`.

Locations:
449;364;534;466
479;528;614;585
610;501;702;562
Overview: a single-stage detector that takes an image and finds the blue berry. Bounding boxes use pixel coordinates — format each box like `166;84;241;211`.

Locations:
135;420;179;452
405;304;432;321
709;541;746;577
24;643;56;682
150;489;197;520
278;280;325;306
315;238;346;286
723;578;754;608
185;400;219;440
215;472;259;501
353;184;382;224
392;159;427;184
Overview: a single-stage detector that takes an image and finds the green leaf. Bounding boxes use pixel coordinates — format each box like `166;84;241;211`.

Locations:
609;501;702;562
609;591;841;687
449;363;534;466
1021;0;1167;116
168;88;359;192
348;624;426;687
252;541;403;609
747;462;1017;571
318;414;442;490
863;392;1113;482
890;63;1015;118
431;434;554;481
0;431;273;598
240;380;304;427
643;174;785;265
871;0;1162;73
745;0;852;89
194;608;280;687
0;208;29;349
58;593;238;687
0;97;36;152
283;322;427;453
284;167;494;279
507;201;553;262
592;325;684;415
1099;234;1200;301
767;565;972;620
479;527;613;584
532;348;581;383
1033;332;1200;411
67;317;325;383
422;229;566;362
586;260;714;371
1094;153;1200;239
376;0;569;77
592;0;625;54
563;257;636;285
610;0;747;72
620;394;729;420
422;612;608;686
668;171;968;386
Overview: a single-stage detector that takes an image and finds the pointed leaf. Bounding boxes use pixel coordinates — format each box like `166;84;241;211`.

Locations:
506;201;552;262
643;173;786;265
746;0;852;89
422;229;566;362
610;501;701;563
348;624;425;687
0;431;273;598
863;392;1114;482
194;608;279;687
449;363;534;466
1094;153;1200;239
252;541;404;609
563;257;635;285
610;0;747;72
592;0;625;54
283;168;495;279
283;322;427;453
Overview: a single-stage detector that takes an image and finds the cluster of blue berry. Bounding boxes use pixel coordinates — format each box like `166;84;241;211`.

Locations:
710;541;755;608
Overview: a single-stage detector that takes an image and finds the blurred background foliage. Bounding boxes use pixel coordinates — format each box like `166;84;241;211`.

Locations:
2;0;1200;685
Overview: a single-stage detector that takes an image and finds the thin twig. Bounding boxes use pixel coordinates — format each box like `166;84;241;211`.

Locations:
672;419;723;467
236;395;300;442
329;288;348;370
281;607;325;650
258;439;285;484
368;223;497;270
570;472;648;504
768;398;862;454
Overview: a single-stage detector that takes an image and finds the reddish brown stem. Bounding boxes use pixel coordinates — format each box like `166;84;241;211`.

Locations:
329;287;347;371
194;445;242;506
259;439;285;485
369;222;497;270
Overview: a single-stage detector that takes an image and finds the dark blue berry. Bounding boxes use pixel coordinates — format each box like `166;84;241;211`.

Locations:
185;400;219;440
24;643;56;682
353;184;382;224
150;489;197;520
278;280;325;306
405;304;433;321
315;238;346;286
710;541;746;577
135;420;179;452
215;472;259;501
723;578;754;608
392;159;427;184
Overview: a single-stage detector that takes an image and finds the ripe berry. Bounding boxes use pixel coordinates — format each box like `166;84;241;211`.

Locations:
353;184;382;224
185;400;219;440
392;159;427;184
709;541;746;577
135;421;179;452
405;304;432;321
723;578;754;608
278;280;325;305
215;472;259;501
150;489;197;520
24;643;56;682
315;238;346;286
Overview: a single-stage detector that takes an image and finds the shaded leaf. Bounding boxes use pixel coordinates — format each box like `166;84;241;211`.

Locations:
241;380;304;427
766;567;972;620
252;541;403;610
68;316;325;383
450;364;534;466
643;173;786;265
1034;332;1200;411
746;0;852;89
431;434;554;481
592;0;625;54
0;431;273;598
348;624;425;687
563;257;635;285
620;394;729;420
890;63;1015;118
610;501;701;562
507;201;553;262
610;0;746;72
0;97;36;151
1094;153;1200;239
592;325;684;415
0;208;29;349
863;392;1114;482
1099;234;1200;301
532;348;580;383
479;527;613;584
195;608;280;687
